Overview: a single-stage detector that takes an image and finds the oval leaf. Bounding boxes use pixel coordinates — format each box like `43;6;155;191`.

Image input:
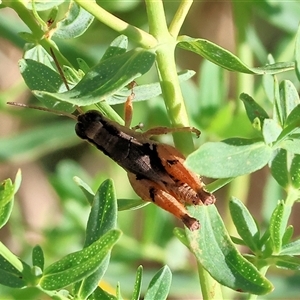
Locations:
240;93;269;128
19;58;74;112
40;229;121;290
34;48;156;106
229;197;260;252
270;149;289;189
186;205;273;295
186;138;272;178
144;266;172;300
53;2;94;39
74;180;118;299
32;245;44;271
269;201;290;254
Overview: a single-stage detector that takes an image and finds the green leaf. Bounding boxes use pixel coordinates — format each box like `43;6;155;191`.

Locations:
280;138;300;155
53;2;94;39
186;138;272;178
0;254;26;288
23;45;55;70
279;80;300;125
295;24;300;81
73;176;95;206
173;227;189;248
0;176;15;229
270;149;289;189
186;205;273;295
262;119;282;145
25;0;65;10
290;154;300;188
84;179;117;245
34;48;156;106
177;36;294;74
40;229;121;290
131;266;143;300
106;69;195;105
229;197;260;252
144;266;172;300
273;255;300;271
0;121;77;163
117;198;148;211
285;104;300;128
100;35;128;62
19;58;74;112
74;180;117;299
269;201;290;254
240;93;269;129
89;287;117;300
280;239;300;256
32;245;44;270
282;225;294;246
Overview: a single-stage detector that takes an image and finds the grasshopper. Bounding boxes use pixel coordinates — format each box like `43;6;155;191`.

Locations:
75;90;216;230
9;87;215;230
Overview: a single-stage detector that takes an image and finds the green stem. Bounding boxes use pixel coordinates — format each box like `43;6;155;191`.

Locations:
197;262;223;300
3;0;72;67
73;0;157;48
169;0;193;37
145;0;195;154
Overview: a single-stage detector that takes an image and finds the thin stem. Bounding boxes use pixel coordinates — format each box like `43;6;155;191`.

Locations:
74;0;157;48
169;0;193;37
145;0;195;154
197;262;223;300
5;0;72;67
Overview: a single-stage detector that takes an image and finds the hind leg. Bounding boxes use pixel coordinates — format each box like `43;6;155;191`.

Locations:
127;172;200;231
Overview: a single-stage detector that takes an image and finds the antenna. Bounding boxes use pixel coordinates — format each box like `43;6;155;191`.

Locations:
7;102;78;121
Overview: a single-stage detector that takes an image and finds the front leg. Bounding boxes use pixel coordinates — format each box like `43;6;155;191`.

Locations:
142;126;201;139
127;172;200;231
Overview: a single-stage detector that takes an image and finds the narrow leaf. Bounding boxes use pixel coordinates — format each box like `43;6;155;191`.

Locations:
229;197;260;252
240;93;269;128
89;287;117;300
279;80;300;124
270;149;289;189
280;239;300;256
144;266;172;300
290;154;300;188
0;254;25;288
282;225;294;246
32;245;44;270
53;2;94;39
269;201;290;254
131;266;143;300
186;205;273;295
40;229;121;290
34;48;156;106
117;198;148;211
274;255;300;271
100;35;128;62
74;180;118;299
295;24;300;81
178;36;294;74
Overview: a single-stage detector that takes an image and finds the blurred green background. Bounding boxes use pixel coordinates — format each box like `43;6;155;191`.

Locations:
1;1;300;299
